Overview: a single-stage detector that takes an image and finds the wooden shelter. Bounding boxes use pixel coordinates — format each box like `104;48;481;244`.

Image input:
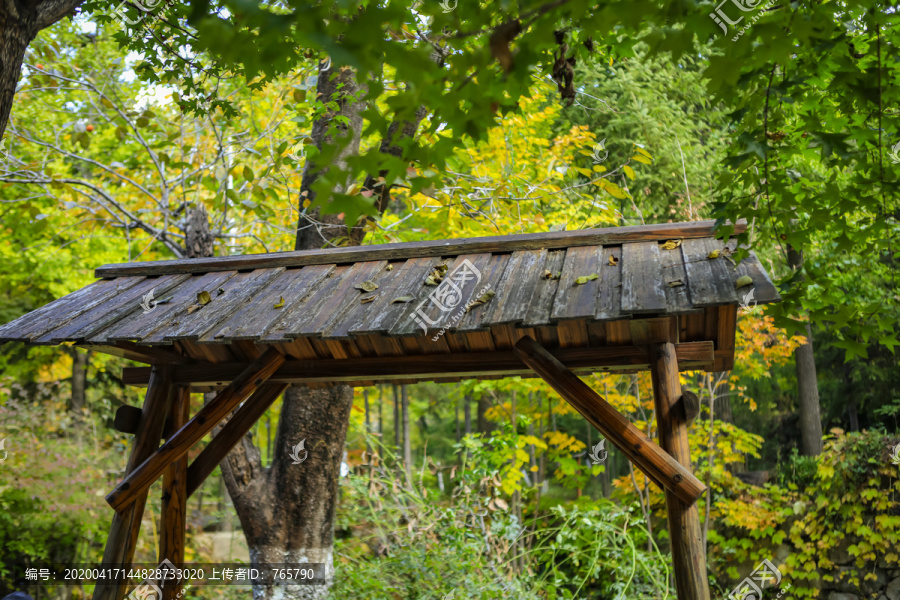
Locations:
0;219;779;600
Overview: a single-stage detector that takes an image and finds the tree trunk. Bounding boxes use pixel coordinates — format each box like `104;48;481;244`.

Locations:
464;394;472;436
184;203;215;258
477;393;492;434
69;348;89;413
0;1;81;142
787;244;824;456
393;384;400;450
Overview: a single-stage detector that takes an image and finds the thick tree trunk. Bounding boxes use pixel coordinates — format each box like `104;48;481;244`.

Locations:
787;244;824;456
0;1;80;142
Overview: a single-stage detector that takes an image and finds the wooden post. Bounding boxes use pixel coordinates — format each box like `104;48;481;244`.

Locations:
106;347;285;512
159;386;190;600
94;365;175;600
649;341;711;600
513;336;706;504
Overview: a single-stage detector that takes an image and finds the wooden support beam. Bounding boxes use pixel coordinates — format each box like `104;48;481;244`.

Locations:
94;365;175;600
95;220;747;278
158;387;190;600
79;342;187;365
105;347;286;512
121;342;716;388
512;336;706;504
649;341;711;600
186;382;287;498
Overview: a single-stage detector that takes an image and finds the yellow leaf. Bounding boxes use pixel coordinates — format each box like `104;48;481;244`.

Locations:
355;280;378;292
600;179;630;199
708;249;721;259
623;165;636;180
592;165;607;173
735;275;754;288
574;273;599;285
575;167;593;177
197;290;211;305
635;147;653;159
631;154;652;165
661;239;682;250
274;296;285;309
608;255;619;266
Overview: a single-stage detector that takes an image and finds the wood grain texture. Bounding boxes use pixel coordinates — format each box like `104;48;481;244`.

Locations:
552;246;605;321
455;253;511;331
122;341;716;387
658;243;698;314
595;245;624;321
621;242;667;314
682;238;739;307
514;336;706;504
479;249;547;325
105;348;285;512
159;386;190;600
96;220;748;277
523;250;567;326
649;342;711;600
94;365;175;600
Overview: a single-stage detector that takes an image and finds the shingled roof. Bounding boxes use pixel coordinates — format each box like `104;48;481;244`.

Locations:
0;220;778;386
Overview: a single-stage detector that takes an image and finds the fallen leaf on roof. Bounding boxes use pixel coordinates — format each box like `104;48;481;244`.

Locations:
392;295;415;303
608;255;619;266
186;304;201;314
274;296;285;308
707;249;721;259
355;280;378;293
668;279;685;287
217;287;226;295
574;274;599;285
661;239;682;250
386;264;394;271
197;290;212;305
542;269;553;279
360;295;377;304
425;275;440;286
466;290;496;311
735;275;754;289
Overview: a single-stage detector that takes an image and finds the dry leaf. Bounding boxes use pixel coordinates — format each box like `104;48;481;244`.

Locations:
436;264;449;275
466;290;496;311
197;290;212;305
542;269;553;279
494;498;509;511
707;249;721;259
274;296;285;309
668;279;685;287
574;273;599;285
217;287;226;295
360;295;377;304
661;239;683;250
186;304;201;314
424;276;440;286
608;255;619;266
386;264;394;271
392;295;415;304
355;280;378;293
735;275;754;289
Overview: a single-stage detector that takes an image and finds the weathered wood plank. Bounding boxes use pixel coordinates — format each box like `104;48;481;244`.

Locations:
258;265;350;342
479;249;547;325
207;265;336;342
121;341;716;387
595;245;624;321
164;268;287;342
658;242;699;314
159;386;190;600
732;251;781;304
98;272;239;344
621;242;667;314
389;253;493;337
455;254;511;331
681;238;739;306
40;274;193;344
0;277;146;342
552;246;604;321
79;342;187;365
95;220;748;278
523;250;567;326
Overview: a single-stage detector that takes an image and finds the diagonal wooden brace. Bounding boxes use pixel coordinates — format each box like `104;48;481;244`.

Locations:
513;336;706;504
185;382;287;498
106;347;286;512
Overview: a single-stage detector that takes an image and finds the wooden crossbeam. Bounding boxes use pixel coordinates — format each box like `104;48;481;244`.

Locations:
94;365;175;600
105;348;286;512
95;220;747;277
186;382;287;498
512;336;706;504
649;341;711;600
121;342;716;388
